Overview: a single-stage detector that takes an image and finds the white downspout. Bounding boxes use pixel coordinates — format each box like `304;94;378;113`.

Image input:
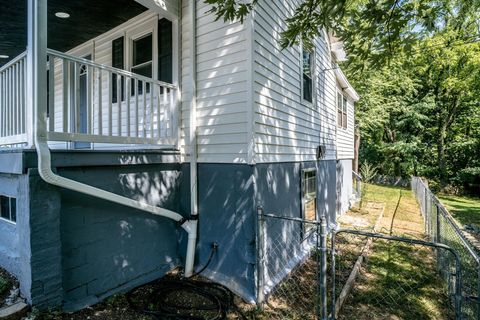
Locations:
184;0;198;278
29;0;197;276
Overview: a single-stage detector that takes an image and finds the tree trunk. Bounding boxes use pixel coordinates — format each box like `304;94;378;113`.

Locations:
437;120;448;188
353;126;360;173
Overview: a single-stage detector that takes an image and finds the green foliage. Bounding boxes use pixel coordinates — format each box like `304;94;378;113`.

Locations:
0;276;9;296
351;29;480;194
204;0;479;66
360;162;378;183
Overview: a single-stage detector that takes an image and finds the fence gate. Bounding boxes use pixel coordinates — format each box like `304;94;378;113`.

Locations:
332;229;462;320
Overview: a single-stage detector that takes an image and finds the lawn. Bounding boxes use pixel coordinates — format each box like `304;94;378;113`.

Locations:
336;183;453;319
438;194;480;227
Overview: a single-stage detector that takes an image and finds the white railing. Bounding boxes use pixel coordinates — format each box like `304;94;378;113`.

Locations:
46;49;178;148
0;52;28;146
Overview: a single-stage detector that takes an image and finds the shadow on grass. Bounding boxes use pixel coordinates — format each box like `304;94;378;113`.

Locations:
339;240;454;320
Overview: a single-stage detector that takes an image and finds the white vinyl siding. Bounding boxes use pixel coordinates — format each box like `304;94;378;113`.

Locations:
180;0;249;163
252;0;338;163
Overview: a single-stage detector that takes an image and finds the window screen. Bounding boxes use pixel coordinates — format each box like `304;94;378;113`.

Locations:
302;50;313;102
158;18;173;84
337;92;348;129
302;170;317;221
132;34;153;94
112;36;125;103
0;196;16;223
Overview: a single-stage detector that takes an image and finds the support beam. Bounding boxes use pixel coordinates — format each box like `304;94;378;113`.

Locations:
26;0;48;148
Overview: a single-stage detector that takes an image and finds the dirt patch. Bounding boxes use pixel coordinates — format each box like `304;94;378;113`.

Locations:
28;271;251;320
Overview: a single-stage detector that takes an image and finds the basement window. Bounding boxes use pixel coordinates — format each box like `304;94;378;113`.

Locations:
0;195;16;223
302;169;317;222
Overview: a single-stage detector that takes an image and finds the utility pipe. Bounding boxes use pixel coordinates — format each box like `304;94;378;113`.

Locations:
29;0;198;277
185;0;199;278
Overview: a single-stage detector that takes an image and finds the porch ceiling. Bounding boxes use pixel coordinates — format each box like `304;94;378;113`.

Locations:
0;0;148;67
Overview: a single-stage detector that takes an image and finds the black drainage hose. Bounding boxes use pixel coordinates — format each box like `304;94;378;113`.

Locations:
126;244;246;320
127;279;246;320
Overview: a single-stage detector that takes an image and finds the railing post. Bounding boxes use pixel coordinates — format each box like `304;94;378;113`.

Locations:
27;0;48;148
256;206;266;306
319;216;328;320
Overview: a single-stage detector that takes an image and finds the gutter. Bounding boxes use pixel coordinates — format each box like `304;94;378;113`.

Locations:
185;0;198;277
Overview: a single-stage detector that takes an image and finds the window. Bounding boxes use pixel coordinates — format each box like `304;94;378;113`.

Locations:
0;196;16;223
112;36;125;103
302;50;314;103
158;18;173;84
337;91;348;129
302;169;317;221
132;34;153;95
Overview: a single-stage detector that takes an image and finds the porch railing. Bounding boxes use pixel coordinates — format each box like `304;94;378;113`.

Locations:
46;49;178;147
0;49;179;148
0;52;27;146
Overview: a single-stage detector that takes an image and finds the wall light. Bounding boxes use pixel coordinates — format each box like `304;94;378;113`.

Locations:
55;12;70;18
0;55;9;59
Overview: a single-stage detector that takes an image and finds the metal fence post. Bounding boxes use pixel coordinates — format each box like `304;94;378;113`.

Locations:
319;217;328;320
477;267;480;320
256;206;266;306
454;255;463;320
436;203;442;271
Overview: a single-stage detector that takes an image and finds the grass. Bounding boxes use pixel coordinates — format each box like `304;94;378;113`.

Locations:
438;194;480;227
336;183;453;319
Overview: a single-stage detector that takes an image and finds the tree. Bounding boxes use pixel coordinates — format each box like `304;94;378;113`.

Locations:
204;0;479;67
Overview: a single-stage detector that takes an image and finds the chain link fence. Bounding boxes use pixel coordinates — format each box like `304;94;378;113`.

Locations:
256;209;326;319
412;176;480;319
256;207;463;319
332;229;460;320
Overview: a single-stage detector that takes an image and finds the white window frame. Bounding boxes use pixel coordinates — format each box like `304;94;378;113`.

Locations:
337;90;348;129
301;168;317;222
300;47;316;108
0;195;16;224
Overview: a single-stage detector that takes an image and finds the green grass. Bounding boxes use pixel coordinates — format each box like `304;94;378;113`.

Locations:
438;194;480;227
338;183;452;319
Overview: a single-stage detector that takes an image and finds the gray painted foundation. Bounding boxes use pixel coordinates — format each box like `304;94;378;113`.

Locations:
0;150;353;310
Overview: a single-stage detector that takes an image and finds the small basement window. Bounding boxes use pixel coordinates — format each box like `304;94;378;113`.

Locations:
302;169;317;221
302;49;314;103
0;196;16;223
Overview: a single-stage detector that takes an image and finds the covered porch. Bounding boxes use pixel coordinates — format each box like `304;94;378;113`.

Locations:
0;0;180;150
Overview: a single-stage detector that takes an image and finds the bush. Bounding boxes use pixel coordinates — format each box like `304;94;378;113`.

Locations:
456;167;480;196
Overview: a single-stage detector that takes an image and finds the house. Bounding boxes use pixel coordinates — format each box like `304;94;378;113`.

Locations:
0;0;359;311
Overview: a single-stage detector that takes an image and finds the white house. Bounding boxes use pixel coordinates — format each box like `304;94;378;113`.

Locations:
0;0;358;310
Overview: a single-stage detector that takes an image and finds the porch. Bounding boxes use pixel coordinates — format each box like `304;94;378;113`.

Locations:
0;0;180;151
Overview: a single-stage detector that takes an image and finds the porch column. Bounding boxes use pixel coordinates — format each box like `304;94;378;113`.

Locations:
26;0;48;148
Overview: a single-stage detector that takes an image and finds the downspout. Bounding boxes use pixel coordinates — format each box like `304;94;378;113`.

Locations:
184;0;198;277
29;0;197;277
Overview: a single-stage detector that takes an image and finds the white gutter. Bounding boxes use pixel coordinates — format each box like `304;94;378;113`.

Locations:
29;0;197;278
334;67;360;102
185;0;199;278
